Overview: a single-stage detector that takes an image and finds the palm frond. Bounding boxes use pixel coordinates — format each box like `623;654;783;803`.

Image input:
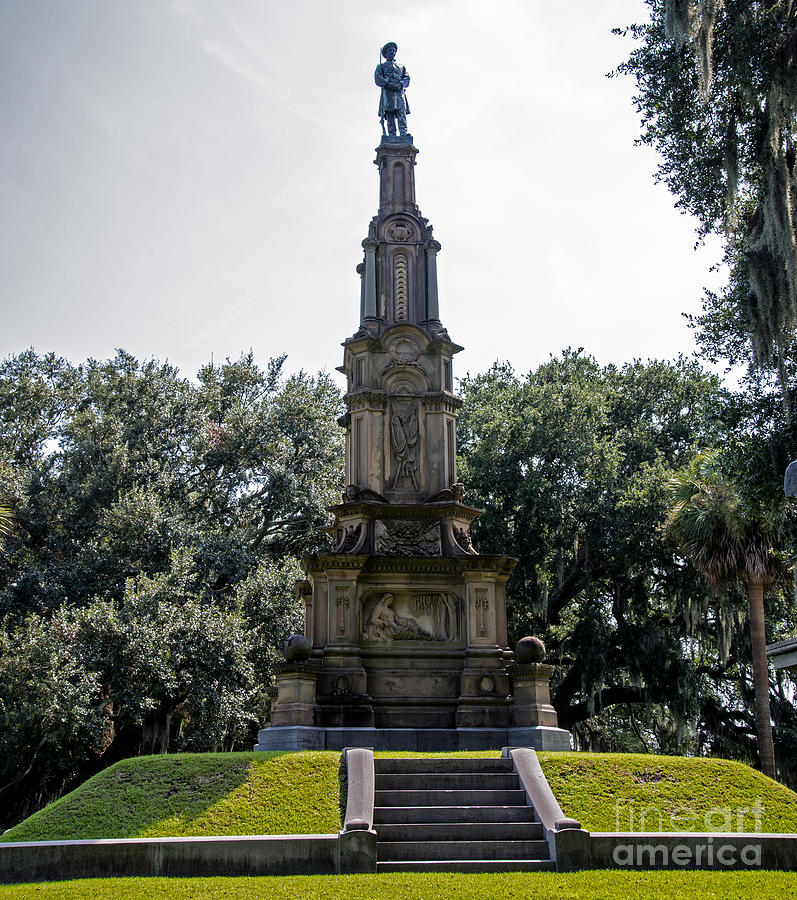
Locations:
664;450;784;589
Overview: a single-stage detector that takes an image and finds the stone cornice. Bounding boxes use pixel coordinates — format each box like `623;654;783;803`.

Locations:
294;579;312;599
427;337;465;355
352;554;515;575
328;500;483;522
304;554;370;574
275;662;323;676
458;555;518;576
423;391;463;412
359;645;467;659
345;389;389;409
510;663;556;679
363;557;469;574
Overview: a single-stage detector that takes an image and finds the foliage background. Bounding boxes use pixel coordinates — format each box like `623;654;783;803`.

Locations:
0;350;343;827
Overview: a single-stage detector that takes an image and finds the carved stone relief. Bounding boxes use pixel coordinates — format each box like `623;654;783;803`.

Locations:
394;253;408;321
389;401;419;491
479;675;496;695
411;592;461;640
474;589;489;637
363;592;433;641
333;674;351;695
374;519;441;556
361;591;462;642
335;586;350;636
453;525;476;554
341;484;389;504
387;219;414;242
334;523;363;553
391;338;419;363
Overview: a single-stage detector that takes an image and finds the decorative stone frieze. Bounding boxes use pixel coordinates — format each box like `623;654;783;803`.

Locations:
374;519;441;556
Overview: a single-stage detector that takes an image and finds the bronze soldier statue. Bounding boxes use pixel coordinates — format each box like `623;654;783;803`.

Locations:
375;42;410;137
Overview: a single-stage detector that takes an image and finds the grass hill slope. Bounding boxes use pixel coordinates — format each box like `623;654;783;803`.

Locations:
2;752;343;842
3;750;796;842
538;752;797;833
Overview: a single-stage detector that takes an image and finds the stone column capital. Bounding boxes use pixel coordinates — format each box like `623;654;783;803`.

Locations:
361;238;379;252
425;239;442;255
356;262;365;276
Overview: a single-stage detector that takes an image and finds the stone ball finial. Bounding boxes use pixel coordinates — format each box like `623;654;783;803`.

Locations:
284;634;311;663
515;635;546;664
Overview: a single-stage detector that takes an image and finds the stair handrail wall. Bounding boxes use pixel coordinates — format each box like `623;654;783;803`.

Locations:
504;746;583;864
343;748;376;832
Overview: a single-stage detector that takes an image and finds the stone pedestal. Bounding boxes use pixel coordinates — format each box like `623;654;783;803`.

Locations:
268;662;321;728
510;662;559;728
304;551;515;732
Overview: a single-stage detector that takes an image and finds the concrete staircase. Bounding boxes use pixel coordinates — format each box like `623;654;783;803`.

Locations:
373;756;555;872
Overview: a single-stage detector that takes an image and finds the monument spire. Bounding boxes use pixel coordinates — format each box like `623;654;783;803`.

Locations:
255;47;571;753
341;95;463;502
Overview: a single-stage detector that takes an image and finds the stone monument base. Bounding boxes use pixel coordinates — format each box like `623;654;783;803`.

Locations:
254;725;571;753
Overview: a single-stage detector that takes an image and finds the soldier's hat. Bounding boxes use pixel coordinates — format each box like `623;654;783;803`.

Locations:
381;42;398;57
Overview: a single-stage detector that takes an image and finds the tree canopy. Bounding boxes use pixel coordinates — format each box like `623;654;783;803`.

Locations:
614;0;796;387
458;352;796;770
613;1;797;781
0;349;343;826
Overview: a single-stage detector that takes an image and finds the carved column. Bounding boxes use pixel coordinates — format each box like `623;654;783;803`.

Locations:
356;261;366;323
456;566;512;729
425;239;441;321
362;238;378;319
314;559;374;728
295;579;314;646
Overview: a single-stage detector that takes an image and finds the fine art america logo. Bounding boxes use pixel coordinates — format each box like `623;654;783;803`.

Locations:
612;798;764;869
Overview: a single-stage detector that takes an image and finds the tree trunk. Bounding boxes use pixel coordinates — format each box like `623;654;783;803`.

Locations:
747;577;777;779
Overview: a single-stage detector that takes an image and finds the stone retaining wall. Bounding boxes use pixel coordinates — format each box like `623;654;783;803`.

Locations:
0;831;377;884
584;831;797;872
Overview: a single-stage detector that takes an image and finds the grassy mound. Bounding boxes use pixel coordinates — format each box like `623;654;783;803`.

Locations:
3;750;796;843
539;752;797;833
1;752;343;842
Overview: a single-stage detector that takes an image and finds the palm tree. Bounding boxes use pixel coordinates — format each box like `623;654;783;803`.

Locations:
665;451;783;779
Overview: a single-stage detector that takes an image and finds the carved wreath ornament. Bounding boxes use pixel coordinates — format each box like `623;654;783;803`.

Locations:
387;219;413;242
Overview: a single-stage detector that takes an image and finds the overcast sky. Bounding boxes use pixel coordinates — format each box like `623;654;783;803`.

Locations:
0;0;726;387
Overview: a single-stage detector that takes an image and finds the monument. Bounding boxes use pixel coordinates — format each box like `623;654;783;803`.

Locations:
256;46;570;752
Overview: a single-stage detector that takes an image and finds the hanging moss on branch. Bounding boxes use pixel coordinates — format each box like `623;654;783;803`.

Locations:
615;1;797;404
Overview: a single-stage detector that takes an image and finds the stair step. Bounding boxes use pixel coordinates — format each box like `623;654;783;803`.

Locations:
374;805;538;825
375;773;520;791
374;757;514;775
376;859;557;873
377;840;551;862
376;822;543;841
375;789;527;807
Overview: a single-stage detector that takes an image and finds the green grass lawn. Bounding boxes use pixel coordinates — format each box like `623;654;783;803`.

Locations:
1;752;343;842
1;872;795;899
3;750;796;843
538;752;797;834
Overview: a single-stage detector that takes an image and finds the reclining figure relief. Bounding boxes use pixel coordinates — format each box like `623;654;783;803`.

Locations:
364;592;433;641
